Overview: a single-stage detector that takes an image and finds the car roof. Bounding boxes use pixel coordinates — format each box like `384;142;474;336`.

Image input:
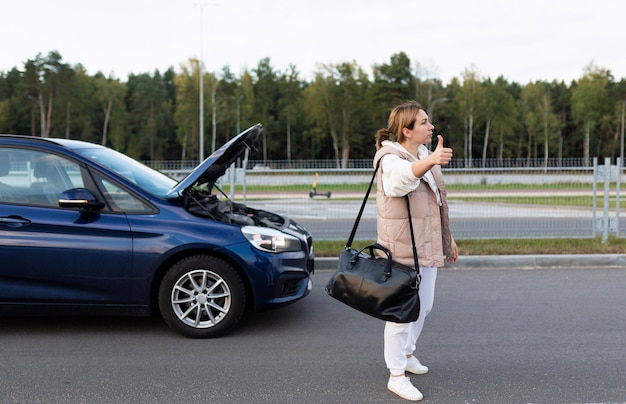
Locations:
0;134;104;150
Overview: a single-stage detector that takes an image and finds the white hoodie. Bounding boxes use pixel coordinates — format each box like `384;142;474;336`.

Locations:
379;140;441;206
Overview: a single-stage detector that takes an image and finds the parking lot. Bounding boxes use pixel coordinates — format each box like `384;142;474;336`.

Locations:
2;266;625;403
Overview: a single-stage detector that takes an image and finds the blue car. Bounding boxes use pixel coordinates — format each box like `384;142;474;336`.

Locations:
0;124;314;338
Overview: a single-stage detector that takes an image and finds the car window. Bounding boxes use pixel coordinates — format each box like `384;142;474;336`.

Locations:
92;172;154;213
0;148;84;207
73;147;177;197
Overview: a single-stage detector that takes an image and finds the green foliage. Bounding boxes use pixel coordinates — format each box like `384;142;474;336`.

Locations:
313;237;626;257
1;52;625;163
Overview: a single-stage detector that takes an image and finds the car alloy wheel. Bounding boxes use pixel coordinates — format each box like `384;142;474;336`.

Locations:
159;255;246;338
171;268;231;328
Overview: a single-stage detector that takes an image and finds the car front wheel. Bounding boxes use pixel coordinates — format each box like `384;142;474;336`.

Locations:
158;255;246;338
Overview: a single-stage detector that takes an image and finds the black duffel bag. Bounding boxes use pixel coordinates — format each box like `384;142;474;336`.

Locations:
326;242;420;323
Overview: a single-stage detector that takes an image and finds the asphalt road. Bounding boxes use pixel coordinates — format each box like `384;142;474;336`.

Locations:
1;266;625;403
297;216;601;240
249;198;622;240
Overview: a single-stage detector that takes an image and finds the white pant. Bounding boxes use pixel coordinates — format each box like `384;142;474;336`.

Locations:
384;266;437;375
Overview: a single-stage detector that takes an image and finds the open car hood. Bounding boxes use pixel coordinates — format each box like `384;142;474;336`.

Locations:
166;123;262;198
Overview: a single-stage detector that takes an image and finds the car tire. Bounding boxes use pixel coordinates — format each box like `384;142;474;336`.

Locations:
158;254;246;338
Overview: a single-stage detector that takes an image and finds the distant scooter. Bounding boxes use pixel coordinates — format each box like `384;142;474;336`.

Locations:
309;172;331;198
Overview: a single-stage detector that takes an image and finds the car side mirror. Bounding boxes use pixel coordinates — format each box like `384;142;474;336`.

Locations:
59;188;106;211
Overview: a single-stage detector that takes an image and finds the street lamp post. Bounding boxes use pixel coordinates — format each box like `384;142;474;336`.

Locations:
195;2;219;162
617;99;626;235
619;100;626;173
236;95;243;134
196;2;212;162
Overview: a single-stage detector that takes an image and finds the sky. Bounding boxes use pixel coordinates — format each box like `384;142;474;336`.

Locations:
2;0;626;85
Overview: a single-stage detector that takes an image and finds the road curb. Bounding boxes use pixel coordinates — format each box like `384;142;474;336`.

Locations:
314;254;626;271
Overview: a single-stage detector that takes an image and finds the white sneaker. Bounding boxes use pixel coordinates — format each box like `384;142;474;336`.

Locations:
405;356;428;375
387;375;423;401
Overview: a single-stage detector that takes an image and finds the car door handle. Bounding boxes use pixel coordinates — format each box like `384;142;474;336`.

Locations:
0;215;32;228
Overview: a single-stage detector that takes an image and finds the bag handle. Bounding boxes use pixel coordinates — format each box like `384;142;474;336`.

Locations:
347;242;394;276
345;157;420;273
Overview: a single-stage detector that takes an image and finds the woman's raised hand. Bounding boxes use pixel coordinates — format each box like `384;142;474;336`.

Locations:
431;135;453;166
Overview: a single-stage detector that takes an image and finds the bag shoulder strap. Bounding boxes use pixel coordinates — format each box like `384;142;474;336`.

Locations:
345;159;380;248
405;195;420;271
346;158;420;272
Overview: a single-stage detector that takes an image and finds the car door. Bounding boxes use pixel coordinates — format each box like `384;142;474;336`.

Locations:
0;147;133;304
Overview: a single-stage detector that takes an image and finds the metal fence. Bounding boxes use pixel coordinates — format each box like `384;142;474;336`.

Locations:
147;157;598;171
150;158;625;241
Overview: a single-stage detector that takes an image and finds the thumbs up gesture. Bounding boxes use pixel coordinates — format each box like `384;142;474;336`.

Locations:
431;135;453;166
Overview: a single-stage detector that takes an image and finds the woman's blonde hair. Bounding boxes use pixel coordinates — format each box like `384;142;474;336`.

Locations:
375;100;423;150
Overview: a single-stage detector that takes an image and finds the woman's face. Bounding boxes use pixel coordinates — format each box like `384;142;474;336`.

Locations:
404;109;434;146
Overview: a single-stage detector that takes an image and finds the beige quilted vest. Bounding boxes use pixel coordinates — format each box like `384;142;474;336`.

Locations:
373;146;452;268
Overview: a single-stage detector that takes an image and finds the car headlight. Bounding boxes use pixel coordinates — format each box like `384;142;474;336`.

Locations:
241;226;302;253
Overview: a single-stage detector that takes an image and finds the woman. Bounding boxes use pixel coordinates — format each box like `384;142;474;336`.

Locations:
374;100;458;401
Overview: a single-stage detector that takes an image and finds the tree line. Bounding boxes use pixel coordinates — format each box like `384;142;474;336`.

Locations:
1;50;625;168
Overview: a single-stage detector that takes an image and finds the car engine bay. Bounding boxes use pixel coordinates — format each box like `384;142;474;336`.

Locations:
182;187;287;229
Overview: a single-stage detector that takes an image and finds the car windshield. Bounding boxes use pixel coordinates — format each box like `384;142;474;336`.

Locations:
75;147;178;197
